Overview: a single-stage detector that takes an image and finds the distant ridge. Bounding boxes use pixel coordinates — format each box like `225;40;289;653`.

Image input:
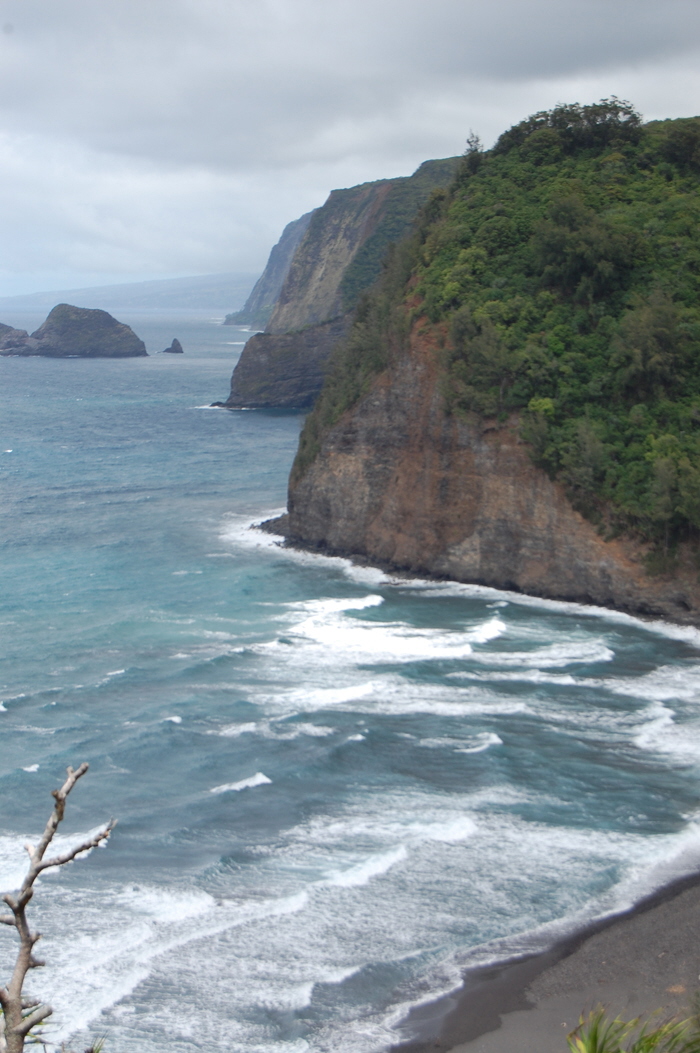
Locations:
0;272;259;313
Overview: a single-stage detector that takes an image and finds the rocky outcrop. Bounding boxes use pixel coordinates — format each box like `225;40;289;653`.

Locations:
225;212;315;329
217;157;459;410
0;304;147;357
280;323;700;625
0;323;31;352
213;317;348;409
163;338;183;353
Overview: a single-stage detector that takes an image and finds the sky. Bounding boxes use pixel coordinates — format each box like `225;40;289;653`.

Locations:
0;0;699;296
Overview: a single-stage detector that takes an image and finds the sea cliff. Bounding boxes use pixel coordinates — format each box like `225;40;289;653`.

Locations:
282;322;700;623
225;212;315;330
218;158;459;409
275;102;700;625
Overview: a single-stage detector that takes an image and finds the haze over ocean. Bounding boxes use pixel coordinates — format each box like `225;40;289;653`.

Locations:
3;310;700;1052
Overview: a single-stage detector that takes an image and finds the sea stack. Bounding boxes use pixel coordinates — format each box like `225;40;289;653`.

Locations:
163;338;184;353
0;304;147;357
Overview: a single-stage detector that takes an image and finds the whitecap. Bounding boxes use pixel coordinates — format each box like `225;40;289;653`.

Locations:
322;846;407;888
271;682;380;709
633;701;676;752
469;616;507;644
285;723;335;738
466;641;614;669
216;720;335;740
454;733;503;754
602;663;700;703
453;669;579;686
209;772;271;794
287;611;476;664
217;721;258;738
285;594;384;613
22;763;39;772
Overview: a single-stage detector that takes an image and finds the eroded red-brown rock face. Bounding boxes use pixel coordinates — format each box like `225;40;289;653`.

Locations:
286;325;700;625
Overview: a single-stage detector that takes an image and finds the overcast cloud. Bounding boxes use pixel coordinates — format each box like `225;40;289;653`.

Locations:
0;0;699;295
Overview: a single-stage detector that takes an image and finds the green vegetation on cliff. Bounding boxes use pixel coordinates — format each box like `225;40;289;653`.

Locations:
338;157;461;312
297;100;700;551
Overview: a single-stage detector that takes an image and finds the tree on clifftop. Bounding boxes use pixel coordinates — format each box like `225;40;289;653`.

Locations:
0;765;115;1053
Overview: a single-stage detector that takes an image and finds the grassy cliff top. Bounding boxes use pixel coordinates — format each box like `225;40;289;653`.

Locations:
298;100;700;557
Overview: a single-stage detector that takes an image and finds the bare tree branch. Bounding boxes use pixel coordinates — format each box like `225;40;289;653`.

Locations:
0;763;115;1053
16;1005;53;1037
37;822;115;874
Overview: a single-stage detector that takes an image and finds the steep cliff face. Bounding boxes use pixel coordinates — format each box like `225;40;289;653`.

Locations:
225;211;315;329
214;317;347;409
217;157;458;409
266;182;393;335
276;104;700;624
284;324;700;623
267;158;459;335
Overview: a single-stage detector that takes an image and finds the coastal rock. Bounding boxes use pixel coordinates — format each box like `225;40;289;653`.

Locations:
0;322;31;353
283;324;700;625
163;338;183;353
0;304;147;358
216;157;459;410
215;317;349;409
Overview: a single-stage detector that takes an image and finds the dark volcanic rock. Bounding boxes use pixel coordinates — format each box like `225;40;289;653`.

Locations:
283;323;700;626
0;304;147;358
163;338;183;353
0;322;31;353
215;316;350;409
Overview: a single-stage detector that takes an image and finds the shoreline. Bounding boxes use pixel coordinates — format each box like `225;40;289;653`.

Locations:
391;869;700;1053
256;516;700;1050
258;516;700;638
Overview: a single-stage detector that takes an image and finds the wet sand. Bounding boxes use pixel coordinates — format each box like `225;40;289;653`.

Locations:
394;872;700;1053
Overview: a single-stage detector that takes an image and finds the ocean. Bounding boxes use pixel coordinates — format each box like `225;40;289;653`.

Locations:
2;307;700;1053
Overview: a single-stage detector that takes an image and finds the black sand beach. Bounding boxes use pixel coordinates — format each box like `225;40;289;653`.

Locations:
395;872;700;1053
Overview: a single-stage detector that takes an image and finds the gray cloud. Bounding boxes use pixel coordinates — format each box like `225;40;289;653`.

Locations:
0;0;698;293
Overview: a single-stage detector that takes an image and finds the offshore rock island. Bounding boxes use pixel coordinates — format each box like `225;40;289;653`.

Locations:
270;101;700;625
0;303;147;357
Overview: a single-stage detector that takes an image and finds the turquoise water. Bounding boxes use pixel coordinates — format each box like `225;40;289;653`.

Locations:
3;309;700;1053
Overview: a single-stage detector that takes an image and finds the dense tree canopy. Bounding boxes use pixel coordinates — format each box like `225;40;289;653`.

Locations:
300;101;700;554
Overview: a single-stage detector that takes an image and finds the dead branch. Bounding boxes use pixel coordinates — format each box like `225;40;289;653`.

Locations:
0;764;115;1053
